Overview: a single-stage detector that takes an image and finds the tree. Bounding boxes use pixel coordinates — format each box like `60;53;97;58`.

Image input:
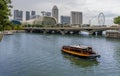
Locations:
0;0;12;31
114;16;120;25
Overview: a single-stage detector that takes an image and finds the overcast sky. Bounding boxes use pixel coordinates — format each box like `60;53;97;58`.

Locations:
11;0;120;25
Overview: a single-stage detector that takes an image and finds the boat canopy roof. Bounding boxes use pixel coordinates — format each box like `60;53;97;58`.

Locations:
70;44;91;49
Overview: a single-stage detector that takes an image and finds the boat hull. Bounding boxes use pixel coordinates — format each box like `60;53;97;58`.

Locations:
61;49;100;59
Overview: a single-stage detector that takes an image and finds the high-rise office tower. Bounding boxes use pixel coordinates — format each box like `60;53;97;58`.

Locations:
31;11;36;16
61;16;70;24
30;11;36;19
52;5;59;23
19;11;23;21
14;10;19;20
26;11;30;20
71;11;83;25
14;10;23;21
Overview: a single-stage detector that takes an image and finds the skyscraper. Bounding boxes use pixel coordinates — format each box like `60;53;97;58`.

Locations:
14;10;23;21
14;10;19;20
52;5;59;23
61;16;70;24
31;11;36;16
71;11;83;25
30;11;36;19
26;11;30;20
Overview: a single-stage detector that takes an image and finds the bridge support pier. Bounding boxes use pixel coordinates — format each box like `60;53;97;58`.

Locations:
92;32;96;35
89;31;103;35
30;30;33;33
43;29;47;34
89;32;96;35
59;30;65;35
97;31;103;35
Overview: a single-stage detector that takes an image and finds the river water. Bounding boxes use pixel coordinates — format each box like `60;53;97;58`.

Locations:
0;33;120;76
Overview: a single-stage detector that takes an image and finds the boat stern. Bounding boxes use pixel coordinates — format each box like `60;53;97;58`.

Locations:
89;54;101;59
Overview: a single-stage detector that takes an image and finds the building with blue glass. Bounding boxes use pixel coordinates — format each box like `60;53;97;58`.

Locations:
61;16;70;25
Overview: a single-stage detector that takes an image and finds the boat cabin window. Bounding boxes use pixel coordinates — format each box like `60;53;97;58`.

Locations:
74;48;81;52
63;46;70;50
89;48;92;51
82;49;88;54
82;49;87;51
69;47;81;52
88;48;95;54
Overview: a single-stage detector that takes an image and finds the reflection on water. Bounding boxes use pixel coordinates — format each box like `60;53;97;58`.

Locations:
106;38;120;42
113;43;120;65
62;53;99;68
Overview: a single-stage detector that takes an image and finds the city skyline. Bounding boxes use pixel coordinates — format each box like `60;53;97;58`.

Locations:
11;0;120;25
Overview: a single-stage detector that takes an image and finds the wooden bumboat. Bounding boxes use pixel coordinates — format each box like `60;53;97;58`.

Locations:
61;45;100;59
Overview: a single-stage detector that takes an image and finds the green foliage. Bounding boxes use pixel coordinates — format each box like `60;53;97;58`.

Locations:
15;25;24;30
10;25;24;30
114;16;120;25
1;24;24;30
4;25;12;30
0;0;12;31
0;0;24;31
0;25;2;31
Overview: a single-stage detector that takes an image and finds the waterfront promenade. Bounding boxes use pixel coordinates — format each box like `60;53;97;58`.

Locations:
24;26;120;35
